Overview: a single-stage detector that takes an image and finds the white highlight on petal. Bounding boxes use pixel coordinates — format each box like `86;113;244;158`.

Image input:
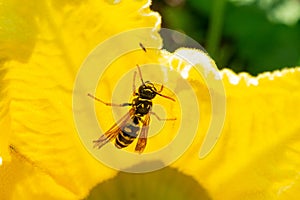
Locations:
277;183;293;196
221;69;259;86
161;65;169;83
247;77;259;86
240;73;259;86
221;67;299;87
139;0;162;35
174;48;221;80
0;156;2;166
181;64;192;79
227;71;241;85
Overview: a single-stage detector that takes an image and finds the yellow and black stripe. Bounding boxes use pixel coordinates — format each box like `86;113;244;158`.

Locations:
115;123;140;149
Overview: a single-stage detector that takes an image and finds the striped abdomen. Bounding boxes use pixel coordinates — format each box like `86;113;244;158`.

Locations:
115;122;140;149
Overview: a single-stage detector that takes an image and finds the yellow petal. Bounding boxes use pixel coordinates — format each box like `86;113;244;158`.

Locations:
0;0;160;199
169;49;300;199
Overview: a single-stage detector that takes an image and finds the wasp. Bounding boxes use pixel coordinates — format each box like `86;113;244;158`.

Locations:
88;43;176;153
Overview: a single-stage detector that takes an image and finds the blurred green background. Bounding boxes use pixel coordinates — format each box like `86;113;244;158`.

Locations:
151;0;300;75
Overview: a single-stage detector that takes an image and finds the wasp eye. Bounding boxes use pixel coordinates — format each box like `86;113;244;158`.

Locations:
138;85;156;99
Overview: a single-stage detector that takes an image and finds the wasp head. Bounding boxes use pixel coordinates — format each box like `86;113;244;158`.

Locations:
138;81;157;99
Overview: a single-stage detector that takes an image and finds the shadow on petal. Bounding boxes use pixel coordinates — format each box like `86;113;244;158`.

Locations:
86;161;212;200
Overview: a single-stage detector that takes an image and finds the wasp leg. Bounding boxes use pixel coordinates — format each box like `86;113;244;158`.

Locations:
139;42;147;52
150;111;177;121
88;93;131;107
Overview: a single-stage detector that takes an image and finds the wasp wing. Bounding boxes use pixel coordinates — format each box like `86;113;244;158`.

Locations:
93;108;135;149
135;113;150;153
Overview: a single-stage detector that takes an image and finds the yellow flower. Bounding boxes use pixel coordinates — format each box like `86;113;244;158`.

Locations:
1;0;300;200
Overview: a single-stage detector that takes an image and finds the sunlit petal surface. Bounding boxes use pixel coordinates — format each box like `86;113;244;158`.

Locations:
172;65;300;199
1;0;300;199
0;0;160;199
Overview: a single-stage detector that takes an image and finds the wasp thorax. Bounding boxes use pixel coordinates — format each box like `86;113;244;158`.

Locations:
138;81;157;100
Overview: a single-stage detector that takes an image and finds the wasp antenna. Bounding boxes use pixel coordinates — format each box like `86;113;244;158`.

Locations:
157;93;176;102
136;64;145;85
157;84;164;93
87;93;95;99
87;93;106;104
139;43;147;52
